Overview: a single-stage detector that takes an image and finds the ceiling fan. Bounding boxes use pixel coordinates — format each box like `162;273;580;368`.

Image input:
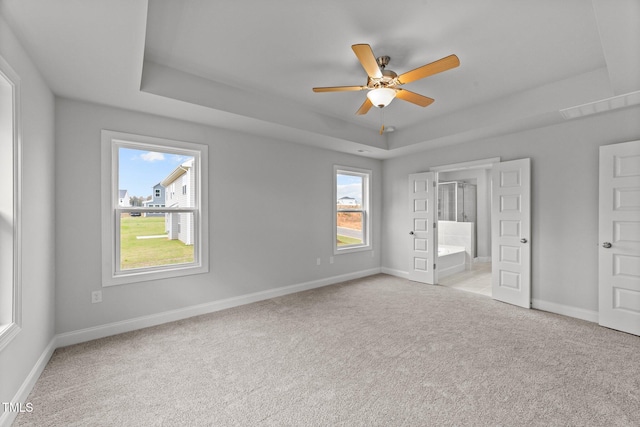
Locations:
313;44;460;115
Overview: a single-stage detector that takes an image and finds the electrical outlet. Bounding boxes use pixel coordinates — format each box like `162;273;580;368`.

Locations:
329;256;334;264
91;290;102;304
316;258;321;266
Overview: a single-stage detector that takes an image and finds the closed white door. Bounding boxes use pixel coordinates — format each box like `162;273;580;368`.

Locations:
408;172;437;284
491;159;531;308
599;140;640;336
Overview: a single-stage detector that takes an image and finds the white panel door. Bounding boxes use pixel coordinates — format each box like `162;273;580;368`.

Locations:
491;159;531;308
599;140;640;336
408;172;437;284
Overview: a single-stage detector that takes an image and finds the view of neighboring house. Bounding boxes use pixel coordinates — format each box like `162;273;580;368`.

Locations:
161;159;195;245
118;189;131;207
337;196;358;206
142;183;165;217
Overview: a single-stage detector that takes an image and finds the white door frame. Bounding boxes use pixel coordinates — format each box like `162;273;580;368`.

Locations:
419;157;532;309
411;158;499;286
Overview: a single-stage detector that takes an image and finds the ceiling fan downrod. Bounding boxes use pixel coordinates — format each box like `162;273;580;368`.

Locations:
376;56;390;70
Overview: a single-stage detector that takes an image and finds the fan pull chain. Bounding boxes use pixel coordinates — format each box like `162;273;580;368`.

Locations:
379;108;385;135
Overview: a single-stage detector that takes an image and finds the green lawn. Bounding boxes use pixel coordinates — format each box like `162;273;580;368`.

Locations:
337;235;363;246
120;216;194;270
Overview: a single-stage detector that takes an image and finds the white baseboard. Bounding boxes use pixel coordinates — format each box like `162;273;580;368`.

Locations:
380;267;409;279
474;257;491;263
381;267;599;325
3;268;599;427
2;269;380;426
0;338;57;427
56;268;381;348
532;299;599;323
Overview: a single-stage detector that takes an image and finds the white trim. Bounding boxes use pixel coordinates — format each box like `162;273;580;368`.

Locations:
0;338;56;427
380;267;409;279
0;53;22;351
1;269;379;426
382;267;598;324
0;324;20;353
100;130;209;287
0;269;602;427
428;157;500;172
57;268;381;348
334;165;372;255
532;299;598;324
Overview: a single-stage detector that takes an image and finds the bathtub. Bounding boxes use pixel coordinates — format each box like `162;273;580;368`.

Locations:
438;245;466;278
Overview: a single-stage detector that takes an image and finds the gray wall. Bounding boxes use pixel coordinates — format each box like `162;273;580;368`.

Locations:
0;15;56;410
382;105;640;313
55;98;382;334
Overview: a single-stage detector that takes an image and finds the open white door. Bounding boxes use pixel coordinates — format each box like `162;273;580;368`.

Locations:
408;172;437;284
491;159;531;308
599;140;640;336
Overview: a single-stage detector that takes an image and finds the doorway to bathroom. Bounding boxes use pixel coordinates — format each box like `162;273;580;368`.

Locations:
408;157;531;308
432;159;495;297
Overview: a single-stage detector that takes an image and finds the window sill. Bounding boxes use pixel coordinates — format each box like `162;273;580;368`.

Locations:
0;323;21;353
334;245;372;255
103;263;209;287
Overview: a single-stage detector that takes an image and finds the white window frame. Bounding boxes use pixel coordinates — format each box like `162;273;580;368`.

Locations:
333;165;372;255
101;130;209;287
0;55;22;352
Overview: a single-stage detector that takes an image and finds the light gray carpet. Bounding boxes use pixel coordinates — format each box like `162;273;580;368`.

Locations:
14;274;640;426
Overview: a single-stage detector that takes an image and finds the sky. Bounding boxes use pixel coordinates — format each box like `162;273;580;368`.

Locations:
119;147;192;198
337;173;363;203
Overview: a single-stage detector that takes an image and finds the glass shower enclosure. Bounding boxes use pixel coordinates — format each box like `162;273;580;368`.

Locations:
437;181;477;223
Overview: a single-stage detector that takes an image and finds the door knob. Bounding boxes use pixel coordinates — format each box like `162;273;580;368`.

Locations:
602;242;612;248
520;238;527;243
409;231;415;235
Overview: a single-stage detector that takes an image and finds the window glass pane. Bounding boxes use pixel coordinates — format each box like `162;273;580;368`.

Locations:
336;173;364;247
120;212;195;270
118;147;193;208
336;211;363;246
0;68;15;329
336;173;362;209
118;146;196;270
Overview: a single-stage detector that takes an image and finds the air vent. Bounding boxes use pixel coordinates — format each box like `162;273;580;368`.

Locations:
560;90;640;120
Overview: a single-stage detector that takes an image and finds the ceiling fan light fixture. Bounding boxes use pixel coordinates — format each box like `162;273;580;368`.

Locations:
367;87;396;108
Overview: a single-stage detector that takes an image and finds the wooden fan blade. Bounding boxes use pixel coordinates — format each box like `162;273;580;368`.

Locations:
395;89;435;107
356;97;374;115
352;44;383;79
313;86;366;92
397;54;460;85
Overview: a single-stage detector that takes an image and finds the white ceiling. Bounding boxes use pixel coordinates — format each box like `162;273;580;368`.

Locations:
1;0;638;158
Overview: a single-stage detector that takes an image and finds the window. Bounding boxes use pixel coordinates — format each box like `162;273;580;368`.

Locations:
334;166;371;254
155;188;161;198
0;55;21;351
101;131;209;286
